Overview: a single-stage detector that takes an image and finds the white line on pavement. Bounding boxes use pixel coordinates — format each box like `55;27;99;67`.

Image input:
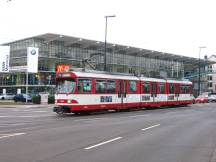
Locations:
33;111;49;113
0;125;45;134
0;115;53;118
0;115;32;118
74;118;108;122
130;114;149;118
84;137;122;150
0;132;26;139
141;124;160;131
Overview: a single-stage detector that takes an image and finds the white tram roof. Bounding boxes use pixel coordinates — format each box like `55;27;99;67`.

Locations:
167;79;192;84
140;77;166;83
73;71;139;80
68;68;192;84
71;71;192;84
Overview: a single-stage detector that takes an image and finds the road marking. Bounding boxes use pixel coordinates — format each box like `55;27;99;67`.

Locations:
74;118;108;122
130;114;149;118
33;111;49;113
0;115;53;118
141;124;160;131
84;137;122;150
0;123;27;127
0;125;45;134
0;132;26;139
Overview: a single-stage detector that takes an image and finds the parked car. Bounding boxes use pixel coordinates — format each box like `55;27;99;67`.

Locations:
0;93;15;100
208;94;216;102
195;95;208;103
13;94;32;102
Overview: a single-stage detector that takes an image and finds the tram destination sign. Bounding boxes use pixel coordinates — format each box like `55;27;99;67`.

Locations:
0;46;10;72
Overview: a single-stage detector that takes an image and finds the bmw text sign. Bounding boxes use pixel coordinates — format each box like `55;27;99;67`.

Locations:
27;47;39;73
0;46;10;73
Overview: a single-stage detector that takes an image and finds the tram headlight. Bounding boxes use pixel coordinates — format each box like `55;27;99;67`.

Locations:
67;100;71;104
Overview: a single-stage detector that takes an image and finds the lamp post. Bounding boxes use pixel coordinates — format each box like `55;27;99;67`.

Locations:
104;15;116;71
198;46;206;96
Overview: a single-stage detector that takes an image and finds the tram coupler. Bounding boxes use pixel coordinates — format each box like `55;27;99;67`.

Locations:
53;106;71;114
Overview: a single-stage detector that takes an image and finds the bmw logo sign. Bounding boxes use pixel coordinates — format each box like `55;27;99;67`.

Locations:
31;49;36;55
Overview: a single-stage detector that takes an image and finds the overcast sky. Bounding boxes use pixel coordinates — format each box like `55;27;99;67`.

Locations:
0;0;215;58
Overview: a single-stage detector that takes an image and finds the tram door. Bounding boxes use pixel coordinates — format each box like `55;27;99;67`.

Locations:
118;80;127;108
151;82;157;102
175;84;180;101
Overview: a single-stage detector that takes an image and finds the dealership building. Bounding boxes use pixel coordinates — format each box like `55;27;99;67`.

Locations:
0;33;214;96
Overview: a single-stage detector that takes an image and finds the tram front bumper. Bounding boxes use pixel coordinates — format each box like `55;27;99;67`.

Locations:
53;106;71;113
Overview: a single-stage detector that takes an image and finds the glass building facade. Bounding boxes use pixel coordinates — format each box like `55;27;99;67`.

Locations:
0;33;208;95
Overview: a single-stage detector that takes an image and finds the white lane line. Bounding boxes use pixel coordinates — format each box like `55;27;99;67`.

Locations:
141;124;160;131
0;115;34;118
33;111;49;113
84;137;122;150
0;115;53;118
0;125;45;134
74;118;108;122
0;132;26;139
130;114;149;118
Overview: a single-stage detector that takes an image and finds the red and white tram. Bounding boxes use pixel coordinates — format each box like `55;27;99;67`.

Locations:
53;69;193;114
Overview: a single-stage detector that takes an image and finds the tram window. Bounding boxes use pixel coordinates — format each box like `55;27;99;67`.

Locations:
180;85;185;93
96;80;106;93
78;79;92;93
186;86;190;93
181;85;190;94
159;84;165;94
107;80;116;93
169;83;174;93
129;81;137;92
56;79;76;93
142;82;150;93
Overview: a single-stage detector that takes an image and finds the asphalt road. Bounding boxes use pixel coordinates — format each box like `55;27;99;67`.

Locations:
0;103;216;162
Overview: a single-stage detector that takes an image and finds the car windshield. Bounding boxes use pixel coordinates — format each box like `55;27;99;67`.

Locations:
22;94;31;98
56;79;76;94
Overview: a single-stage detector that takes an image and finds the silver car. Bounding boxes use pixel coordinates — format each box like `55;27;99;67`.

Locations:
0;93;15;100
208;95;216;102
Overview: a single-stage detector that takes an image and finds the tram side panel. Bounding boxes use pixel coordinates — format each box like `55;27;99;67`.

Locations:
167;82;178;105
54;71;193;113
126;80;141;108
178;84;193;104
156;82;168;106
140;80;168;107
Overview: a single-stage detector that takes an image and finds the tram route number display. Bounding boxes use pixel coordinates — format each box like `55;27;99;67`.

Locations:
142;95;151;101
100;96;112;102
168;95;175;100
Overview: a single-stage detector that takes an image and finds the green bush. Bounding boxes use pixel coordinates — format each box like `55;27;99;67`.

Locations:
48;95;55;104
32;95;41;104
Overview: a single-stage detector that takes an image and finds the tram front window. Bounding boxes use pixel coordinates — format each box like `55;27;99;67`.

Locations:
56;79;76;93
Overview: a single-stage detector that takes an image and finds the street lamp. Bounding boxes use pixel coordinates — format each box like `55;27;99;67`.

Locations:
198;46;206;96
104;15;116;71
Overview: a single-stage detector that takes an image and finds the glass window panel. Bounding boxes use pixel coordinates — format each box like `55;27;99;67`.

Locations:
129;80;137;92
107;80;116;93
78;79;92;93
143;82;150;93
159;84;165;93
96;80;106;93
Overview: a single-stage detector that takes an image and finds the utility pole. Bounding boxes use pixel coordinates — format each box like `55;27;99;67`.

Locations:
104;15;116;71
